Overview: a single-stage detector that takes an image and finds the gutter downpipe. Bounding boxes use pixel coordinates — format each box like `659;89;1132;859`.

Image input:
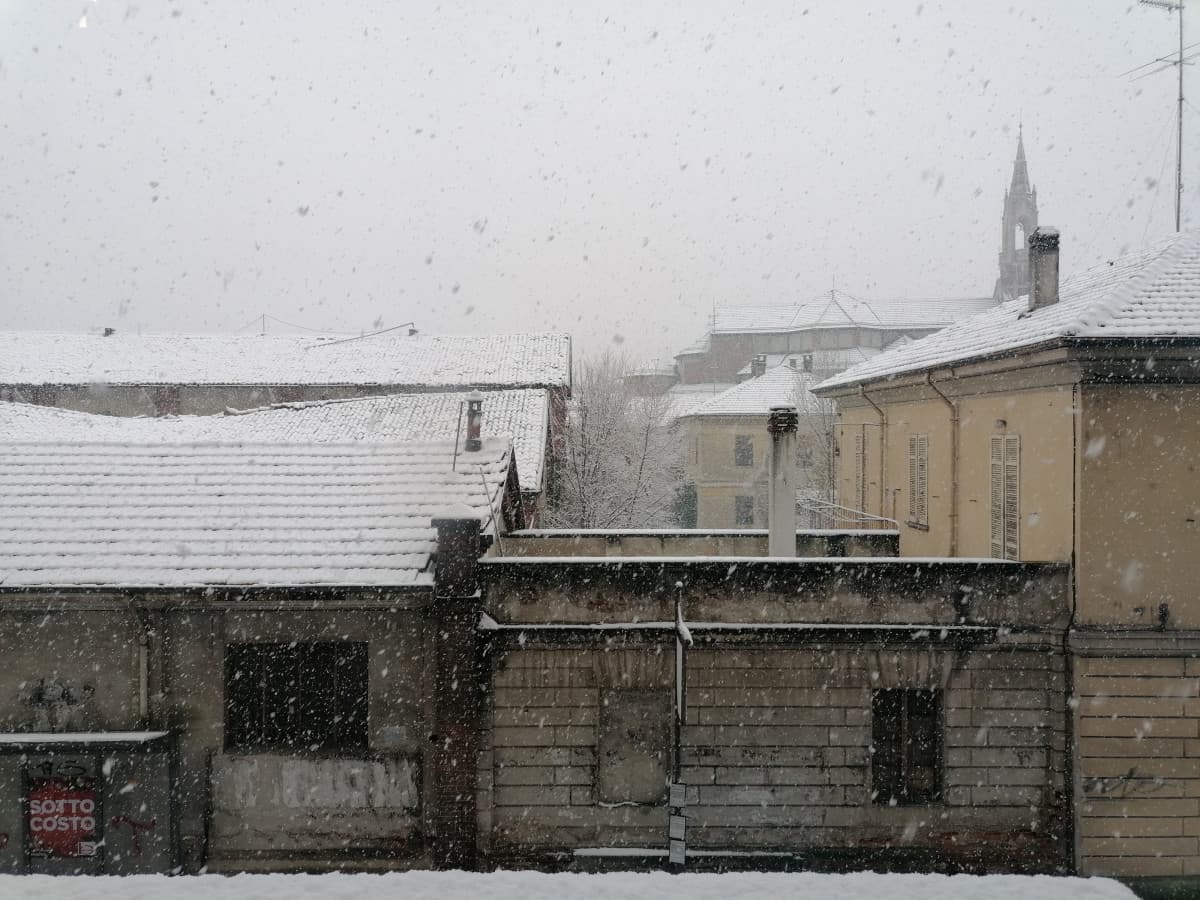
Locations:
926;371;960;557
122;597;151;723
859;386;886;520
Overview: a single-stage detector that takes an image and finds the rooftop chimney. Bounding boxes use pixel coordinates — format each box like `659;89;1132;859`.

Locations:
465;392;483;452
1027;227;1060;312
750;355;767;378
767;405;798;557
103;327;116;337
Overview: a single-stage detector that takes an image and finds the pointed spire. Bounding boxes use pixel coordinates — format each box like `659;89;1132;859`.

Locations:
1010;126;1031;194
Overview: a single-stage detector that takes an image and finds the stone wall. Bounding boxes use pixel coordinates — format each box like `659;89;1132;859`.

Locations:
481;638;1069;871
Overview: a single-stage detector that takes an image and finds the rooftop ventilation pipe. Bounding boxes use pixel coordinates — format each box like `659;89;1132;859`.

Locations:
1028;227;1060;311
465;392;484;452
750;355;768;378
767;404;799;556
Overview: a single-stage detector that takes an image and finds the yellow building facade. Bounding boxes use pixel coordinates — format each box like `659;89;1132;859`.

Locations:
817;231;1200;886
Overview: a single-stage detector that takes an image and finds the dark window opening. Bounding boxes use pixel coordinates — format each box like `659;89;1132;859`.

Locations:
872;688;942;805
224;642;368;753
734;434;753;467
734;494;755;527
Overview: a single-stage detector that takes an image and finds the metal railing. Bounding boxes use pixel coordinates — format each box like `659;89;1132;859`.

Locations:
796;497;898;531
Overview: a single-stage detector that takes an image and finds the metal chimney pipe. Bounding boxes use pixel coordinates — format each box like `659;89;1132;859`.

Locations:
767;405;799;557
465;392;483;452
1028;227;1060;311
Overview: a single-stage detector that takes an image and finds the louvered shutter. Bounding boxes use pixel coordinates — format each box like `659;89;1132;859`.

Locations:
916;434;929;526
989;436;1004;558
908;436;918;522
1003;435;1020;560
854;429;865;512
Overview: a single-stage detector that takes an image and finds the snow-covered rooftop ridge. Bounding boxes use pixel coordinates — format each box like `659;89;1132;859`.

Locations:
0;438;513;588
0;387;550;491
710;294;995;334
683;366;833;418
818;232;1200;390
0;330;571;388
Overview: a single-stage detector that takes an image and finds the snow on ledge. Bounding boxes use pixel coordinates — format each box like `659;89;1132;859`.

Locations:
0;870;1140;899
0;731;169;744
482;555;1018;566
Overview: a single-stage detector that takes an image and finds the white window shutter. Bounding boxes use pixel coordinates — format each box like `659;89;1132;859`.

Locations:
989;436;1004;558
908;436;918;522
1004;435;1020;560
916;434;928;527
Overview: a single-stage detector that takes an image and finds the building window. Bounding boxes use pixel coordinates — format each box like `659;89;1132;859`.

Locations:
989;435;1020;560
734;434;754;467
872;688;942;805
734;495;755;527
907;434;929;528
224;642;368;753
597;690;671;804
853;428;867;512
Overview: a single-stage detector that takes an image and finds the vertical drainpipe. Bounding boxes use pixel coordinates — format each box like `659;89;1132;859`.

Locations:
858;387;886;520
123;597;151;723
926;372;960;557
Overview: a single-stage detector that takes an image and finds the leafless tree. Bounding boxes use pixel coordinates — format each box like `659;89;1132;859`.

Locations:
544;352;684;528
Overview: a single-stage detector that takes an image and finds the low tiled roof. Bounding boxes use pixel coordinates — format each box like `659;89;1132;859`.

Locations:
0;388;550;491
683;366;832;418
0;438;512;588
818;232;1200;391
710;295;994;334
0;331;571;389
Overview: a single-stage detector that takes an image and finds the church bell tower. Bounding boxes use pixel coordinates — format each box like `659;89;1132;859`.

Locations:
993;128;1039;302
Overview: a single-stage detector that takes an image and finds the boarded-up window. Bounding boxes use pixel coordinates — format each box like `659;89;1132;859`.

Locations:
734;495;755;527
907;434;929;528
872;688;942;805
598;690;671;804
734;434;754;467
224;642;369;753
989;435;1020;560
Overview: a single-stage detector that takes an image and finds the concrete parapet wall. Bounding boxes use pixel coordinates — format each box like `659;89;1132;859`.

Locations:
501;530;900;559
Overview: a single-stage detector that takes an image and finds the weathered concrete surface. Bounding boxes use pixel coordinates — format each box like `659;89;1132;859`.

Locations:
210;754;420;859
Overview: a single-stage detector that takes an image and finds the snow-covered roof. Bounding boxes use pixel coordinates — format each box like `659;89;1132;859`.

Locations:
0;331;571;389
0;438;512;588
710;295;994;334
683;366;832;418
660;383;737;422
0;388;550;491
818;232;1200;391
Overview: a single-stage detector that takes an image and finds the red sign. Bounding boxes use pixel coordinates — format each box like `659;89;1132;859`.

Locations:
27;779;98;858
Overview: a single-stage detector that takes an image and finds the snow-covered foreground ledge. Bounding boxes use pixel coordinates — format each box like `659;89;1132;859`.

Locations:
0;871;1136;900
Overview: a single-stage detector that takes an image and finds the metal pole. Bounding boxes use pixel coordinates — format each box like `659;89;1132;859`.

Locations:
1177;0;1184;231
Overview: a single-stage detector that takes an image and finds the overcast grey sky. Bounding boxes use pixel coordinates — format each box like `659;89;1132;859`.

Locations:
1;1;1195;361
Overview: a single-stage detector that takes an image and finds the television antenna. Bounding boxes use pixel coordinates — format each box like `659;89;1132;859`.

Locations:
1133;0;1188;231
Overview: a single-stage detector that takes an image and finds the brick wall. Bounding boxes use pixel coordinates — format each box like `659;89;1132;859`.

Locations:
1076;656;1200;878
